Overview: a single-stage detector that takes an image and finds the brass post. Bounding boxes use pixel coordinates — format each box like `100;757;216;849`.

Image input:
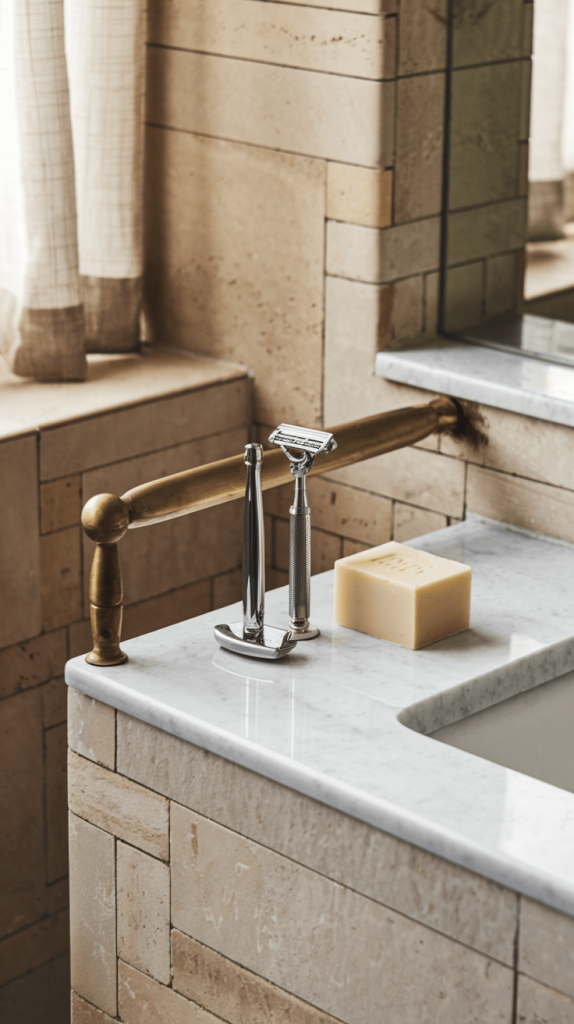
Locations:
82;494;131;665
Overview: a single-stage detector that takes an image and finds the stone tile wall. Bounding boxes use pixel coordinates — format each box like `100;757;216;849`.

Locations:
67;692;574;1024
0;369;251;1019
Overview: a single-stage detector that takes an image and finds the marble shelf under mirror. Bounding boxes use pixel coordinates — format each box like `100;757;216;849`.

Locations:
66;515;574;917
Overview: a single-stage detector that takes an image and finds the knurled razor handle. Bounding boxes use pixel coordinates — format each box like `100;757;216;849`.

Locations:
289;504;311;629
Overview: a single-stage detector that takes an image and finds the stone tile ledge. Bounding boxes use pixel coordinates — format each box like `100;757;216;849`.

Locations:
376;342;574;428
0;345;248;439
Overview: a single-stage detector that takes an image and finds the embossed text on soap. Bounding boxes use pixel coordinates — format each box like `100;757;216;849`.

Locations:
370;554;428;576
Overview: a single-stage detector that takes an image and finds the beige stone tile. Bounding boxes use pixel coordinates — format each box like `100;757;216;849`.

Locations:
0;435;41;647
381;217;442;279
448;198;527;265
519;57;531;140
0;907;69;988
68;750;169;859
146;127;324;427
265;513;273;567
41;475;82;534
119;959;217;1023
311;527;342;575
69;812;116;1016
393;503;448;542
213;569;242;610
383;12;397;78
0;629;67;701
171;803;514;1021
391;274;424;343
264;482;294;518
149;0;385;79
306;477;392;546
519;898;574;999
117;715;517;963
274;517;290;573
71;991;116;1024
342;538;371;557
117;842;170;984
327;217;441;284
486;253;516;319
516;974;574;1024
268;0;386;11
122;580;212;640
45;876;69;915
266;567;289;591
452;0;525;67
172;928;342;1024
450;63;522;210
41;376;250;479
424;270;440;336
46;722;68;882
382;77;396;169
147;48;384;166
329;447;466;518
324;275;434;424
327;163;392;229
0;689;45;938
42;676;67;728
68;619;93;660
40;527;83;632
394;74;445;223
326;221;379;281
466;465;574;544
443;260;483;333
398;0;447;74
68;688;115;770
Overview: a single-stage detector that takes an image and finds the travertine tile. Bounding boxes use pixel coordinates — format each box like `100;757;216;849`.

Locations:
42;676;67;728
119;959;217;1023
149;0;385;79
170;803;513;1023
327;163;392;229
0;434;41;647
123;580;212;639
46;876;69;915
328;447;465;518
391;274;424;342
393;503;448;542
146;127;324;426
310;527;342;575
69;812;116;1016
394;74;445;223
466;465;574;544
326;221;381;283
117;842;170;984
519;898;574;998
46;722;68;882
40;527;83;632
443;260;483;333
342;538;371;557
172;928;342;1024
448;198;527;264
452;0;526;67
71;991;116;1024
306;477;392;546
516;974;574;1024
0;950;70;1024
269;0;386;10
274;518;290;573
68;750;169;859
213;569;242;610
0;906;69;988
450;63;522;210
68;619;93;660
424;270;440;336
0;629;67;701
266;567;289;591
40;474;81;533
117;716;517;963
398;0;447;74
327;218;441;284
0;689;45;937
68;688;115;770
41;377;250;479
147;48;384;166
486;253;516;318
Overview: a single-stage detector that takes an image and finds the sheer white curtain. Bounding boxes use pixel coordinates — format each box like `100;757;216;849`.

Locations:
0;0;145;380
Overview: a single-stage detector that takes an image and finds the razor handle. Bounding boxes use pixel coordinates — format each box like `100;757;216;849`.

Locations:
289;503;311;629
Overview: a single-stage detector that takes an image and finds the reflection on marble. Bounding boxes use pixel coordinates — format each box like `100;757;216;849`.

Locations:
376;342;574;426
66;516;574;917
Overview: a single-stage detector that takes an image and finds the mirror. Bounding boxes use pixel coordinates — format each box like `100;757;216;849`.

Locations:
441;0;574;366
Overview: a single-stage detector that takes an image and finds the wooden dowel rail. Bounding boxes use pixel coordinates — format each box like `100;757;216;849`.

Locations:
81;396;462;666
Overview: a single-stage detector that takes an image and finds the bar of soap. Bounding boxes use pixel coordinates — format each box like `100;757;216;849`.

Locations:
334;541;471;650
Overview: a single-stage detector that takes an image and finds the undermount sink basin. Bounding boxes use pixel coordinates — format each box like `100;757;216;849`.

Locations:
430;668;574;795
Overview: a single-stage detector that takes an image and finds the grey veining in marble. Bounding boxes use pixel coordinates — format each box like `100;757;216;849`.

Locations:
376;342;574;427
66;517;574;918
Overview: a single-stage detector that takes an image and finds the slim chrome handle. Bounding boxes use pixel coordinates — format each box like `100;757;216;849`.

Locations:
289;476;311;629
242;443;265;636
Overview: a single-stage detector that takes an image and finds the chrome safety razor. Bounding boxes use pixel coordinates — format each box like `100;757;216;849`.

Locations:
268;424;337;640
214;443;297;660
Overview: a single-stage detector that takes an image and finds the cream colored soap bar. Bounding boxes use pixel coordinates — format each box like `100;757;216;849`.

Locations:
334;541;471;650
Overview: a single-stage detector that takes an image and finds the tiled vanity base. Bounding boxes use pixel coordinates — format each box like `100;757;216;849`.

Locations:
68;689;574;1024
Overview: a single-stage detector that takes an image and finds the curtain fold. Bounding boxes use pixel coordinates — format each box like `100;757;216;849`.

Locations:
0;0;145;380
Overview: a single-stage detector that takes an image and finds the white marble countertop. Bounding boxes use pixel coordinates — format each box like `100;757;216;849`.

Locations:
376;341;574;427
66;516;574;917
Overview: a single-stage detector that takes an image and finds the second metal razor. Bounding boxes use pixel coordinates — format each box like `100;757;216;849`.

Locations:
268;424;337;640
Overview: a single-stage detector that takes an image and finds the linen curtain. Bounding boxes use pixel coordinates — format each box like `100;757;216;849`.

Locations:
0;0;145;380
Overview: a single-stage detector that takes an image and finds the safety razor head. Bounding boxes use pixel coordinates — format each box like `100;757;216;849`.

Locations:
268;424;337;457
